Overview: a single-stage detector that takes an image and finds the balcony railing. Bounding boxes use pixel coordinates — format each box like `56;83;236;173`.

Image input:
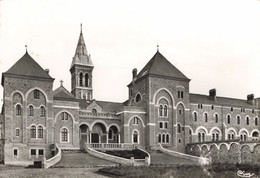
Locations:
86;143;136;150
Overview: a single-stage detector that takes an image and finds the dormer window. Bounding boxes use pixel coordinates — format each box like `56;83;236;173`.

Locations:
92;109;97;113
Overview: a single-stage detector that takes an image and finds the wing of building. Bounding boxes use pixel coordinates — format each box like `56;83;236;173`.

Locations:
0;26;259;166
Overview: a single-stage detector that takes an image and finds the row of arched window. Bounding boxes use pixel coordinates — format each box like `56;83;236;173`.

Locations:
158;133;170;143
79;72;89;87
30;126;43;138
159;105;168;117
193;112;258;126
16;105;46;117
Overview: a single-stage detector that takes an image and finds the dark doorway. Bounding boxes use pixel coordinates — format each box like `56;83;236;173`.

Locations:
92;133;99;143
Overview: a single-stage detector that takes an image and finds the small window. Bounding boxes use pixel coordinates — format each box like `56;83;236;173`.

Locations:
31;126;36;138
16;105;22;115
61;128;68;142
61;112;69;120
34;90;40;99
198;104;203;109
31;149;36;156
211;105;214;110
255;118;258;126
39;149;44;156
16;129;19;136
92;109;97;113
179;109;182;115
194;112;197;122
158;134;161;143
79;73;83;87
40;106;45;117
227;115;231;124
164;122;168;129
178;91;184;99
159;105;163;116
162;134;165;143
231;107;233;112
29;106;34;116
215;114;218;123
246;117;249;125
177;124;181;133
159;122;163;129
252;109;255;114
166;134;169;143
164;105;168;116
133;131;138;143
237;116;240;125
178;139;181;143
14;149;18;156
85;73;89;87
38;126;43;138
204;113;208;122
135;94;141;103
133;117;139;125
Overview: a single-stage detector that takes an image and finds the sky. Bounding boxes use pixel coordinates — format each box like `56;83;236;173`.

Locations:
0;0;260;105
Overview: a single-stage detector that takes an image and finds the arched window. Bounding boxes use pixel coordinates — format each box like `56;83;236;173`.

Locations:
166;134;169;143
34;89;40;99
31;126;36;138
16;105;22;115
212;133;215;141
79;73;83;87
204;113;208;122
164;105;168;116
159;105;163;116
177;124;181;133
85;73;89;87
158;134;161;143
92;109;97;113
216;133;219;141
135;94;141;103
227;115;231;124
40;106;45;117
29;106;34;116
252;131;259;138
38;126;43;138
133;117;139;124
255;118;258;126
237;116;240;125
202;133;205;142
228;134;231;140
194;112;197;122
61;128;68;142
133;131;138;143
61;112;69;120
198;133;201;143
162;134;165;143
246;117;249;125
215;114;218;123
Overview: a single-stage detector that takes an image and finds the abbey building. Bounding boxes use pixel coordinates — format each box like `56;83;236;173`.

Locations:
0;27;259;165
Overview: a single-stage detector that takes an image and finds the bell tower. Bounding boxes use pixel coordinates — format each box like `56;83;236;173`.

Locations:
70;24;94;100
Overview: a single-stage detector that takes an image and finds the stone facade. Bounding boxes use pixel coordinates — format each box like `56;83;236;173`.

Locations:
0;27;259;166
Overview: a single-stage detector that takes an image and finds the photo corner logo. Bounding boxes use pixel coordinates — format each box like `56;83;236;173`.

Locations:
237;170;255;178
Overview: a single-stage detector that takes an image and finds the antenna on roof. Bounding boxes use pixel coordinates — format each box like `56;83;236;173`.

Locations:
157;44;159;52
25;45;28;53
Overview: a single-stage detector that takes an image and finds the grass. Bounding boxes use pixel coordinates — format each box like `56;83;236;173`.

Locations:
103;149;148;159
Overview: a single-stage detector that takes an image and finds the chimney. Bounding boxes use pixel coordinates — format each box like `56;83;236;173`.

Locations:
132;68;137;81
209;89;217;101
247;94;254;105
45;69;49;74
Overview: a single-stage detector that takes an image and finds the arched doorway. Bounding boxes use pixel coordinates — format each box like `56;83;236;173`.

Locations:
91;123;107;143
108;125;119;143
79;124;89;149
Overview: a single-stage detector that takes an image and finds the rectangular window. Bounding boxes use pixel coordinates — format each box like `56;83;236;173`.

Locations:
181;91;184;98
164;122;168;129
16;129;19;136
179;109;182;115
34;90;40;99
31;149;36;156
39;149;44;156
14;149;18;156
159;122;163;129
177;91;184;98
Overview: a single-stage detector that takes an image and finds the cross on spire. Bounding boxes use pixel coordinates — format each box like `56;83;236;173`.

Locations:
60;80;64;86
157;44;159;52
25;45;28;53
80;23;82;33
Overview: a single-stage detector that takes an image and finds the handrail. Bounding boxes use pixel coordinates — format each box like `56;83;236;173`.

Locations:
43;143;62;169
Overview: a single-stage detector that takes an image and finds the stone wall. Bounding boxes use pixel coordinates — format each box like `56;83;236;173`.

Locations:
187;142;260;165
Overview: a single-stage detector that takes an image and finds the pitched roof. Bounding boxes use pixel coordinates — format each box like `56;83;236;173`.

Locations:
4;52;53;80
190;93;256;108
53;85;77;101
79;99;125;112
136;51;189;81
70;28;93;69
